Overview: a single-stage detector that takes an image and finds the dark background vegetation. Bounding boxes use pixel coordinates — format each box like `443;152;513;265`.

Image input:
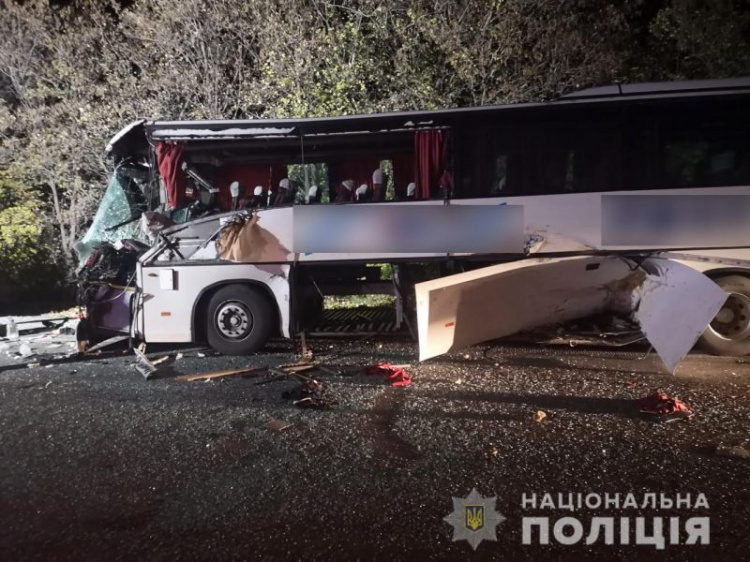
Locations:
1;0;749;313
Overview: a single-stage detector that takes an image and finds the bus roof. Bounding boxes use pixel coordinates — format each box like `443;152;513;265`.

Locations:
110;77;750;149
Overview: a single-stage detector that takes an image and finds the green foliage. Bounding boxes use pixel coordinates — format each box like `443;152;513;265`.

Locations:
0;166;57;286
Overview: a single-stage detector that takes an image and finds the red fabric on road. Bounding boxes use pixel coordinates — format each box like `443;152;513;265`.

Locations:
365;362;412;387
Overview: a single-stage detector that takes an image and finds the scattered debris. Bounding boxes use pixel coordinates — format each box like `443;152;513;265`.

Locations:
197;352;206;358
18;343;33;358
279;362;312;369
133;349;158;380
27;362;41;369
176;365;266;382
364;362;412;387
44;381;52;388
284;365;315;373
271;367;336;409
85;335;129;355
175;352;183;361
151;355;170;366
638;392;694;423
533;410;547;422
282;378;334;409
716;445;750;461
267;419;294;432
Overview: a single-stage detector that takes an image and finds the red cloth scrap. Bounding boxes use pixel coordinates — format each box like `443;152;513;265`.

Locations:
637;392;692;415
364;362;412;387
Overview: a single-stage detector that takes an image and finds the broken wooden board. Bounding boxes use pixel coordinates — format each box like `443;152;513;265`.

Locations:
176;365;266;382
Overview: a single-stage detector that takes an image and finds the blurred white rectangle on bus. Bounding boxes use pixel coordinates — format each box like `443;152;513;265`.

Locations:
602;194;750;248
293;204;524;254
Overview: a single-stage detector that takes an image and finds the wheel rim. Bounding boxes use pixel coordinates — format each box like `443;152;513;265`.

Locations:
215;301;253;340
709;292;750;341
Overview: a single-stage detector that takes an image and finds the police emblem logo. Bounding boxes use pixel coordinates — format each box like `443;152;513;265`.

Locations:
444;488;506;550
465;506;484;532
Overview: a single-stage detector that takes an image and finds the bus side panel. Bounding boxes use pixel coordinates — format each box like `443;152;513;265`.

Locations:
453;185;750;256
139;263;291;343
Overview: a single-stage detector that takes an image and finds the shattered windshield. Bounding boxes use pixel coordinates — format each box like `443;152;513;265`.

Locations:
74;164;148;268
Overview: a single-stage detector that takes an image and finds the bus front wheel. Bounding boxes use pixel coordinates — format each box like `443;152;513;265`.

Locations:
206;284;275;355
700;275;750;356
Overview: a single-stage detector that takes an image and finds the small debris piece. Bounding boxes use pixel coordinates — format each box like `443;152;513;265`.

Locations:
284;365;315;373
151;355;170;366
85;335;129;354
637;392;694;422
267;419;293;432
177;365;266;382
278;362;312;369
44;381;52;388
533;410;547;422
134;349;158;380
300;330;313;360
197;352;206;358
27;362;41;369
18;343;33;358
455;378;463;385
137;342;147;354
364;362;412;387
716;445;750;460
175;352;184;361
282;378;335;409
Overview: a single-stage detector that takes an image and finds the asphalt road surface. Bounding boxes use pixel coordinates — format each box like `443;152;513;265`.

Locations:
1;332;749;561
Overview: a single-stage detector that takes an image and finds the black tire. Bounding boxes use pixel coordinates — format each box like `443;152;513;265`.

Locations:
699;275;750;356
206;284;276;355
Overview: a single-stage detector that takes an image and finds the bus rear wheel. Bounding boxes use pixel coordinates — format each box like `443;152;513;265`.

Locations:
700;275;750;356
206;284;275;355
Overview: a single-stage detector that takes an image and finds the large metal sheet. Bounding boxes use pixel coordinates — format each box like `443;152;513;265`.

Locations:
633;259;728;373
415;256;636;361
415;255;728;373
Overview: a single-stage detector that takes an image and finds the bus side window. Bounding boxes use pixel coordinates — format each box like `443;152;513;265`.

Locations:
454;130;522;198
537;124;620;194
659;120;750;188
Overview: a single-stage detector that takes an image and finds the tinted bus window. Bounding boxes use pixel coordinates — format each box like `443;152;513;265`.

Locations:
659;112;750;188
454;129;524;198
536;121;621;194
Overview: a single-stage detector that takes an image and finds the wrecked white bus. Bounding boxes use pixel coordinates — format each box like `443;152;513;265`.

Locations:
74;77;750;370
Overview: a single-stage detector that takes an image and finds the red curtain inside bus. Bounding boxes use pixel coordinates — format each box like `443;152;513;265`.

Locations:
155;141;186;210
415;130;445;199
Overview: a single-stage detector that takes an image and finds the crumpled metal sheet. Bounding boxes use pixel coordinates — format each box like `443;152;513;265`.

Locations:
415;255;728;373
